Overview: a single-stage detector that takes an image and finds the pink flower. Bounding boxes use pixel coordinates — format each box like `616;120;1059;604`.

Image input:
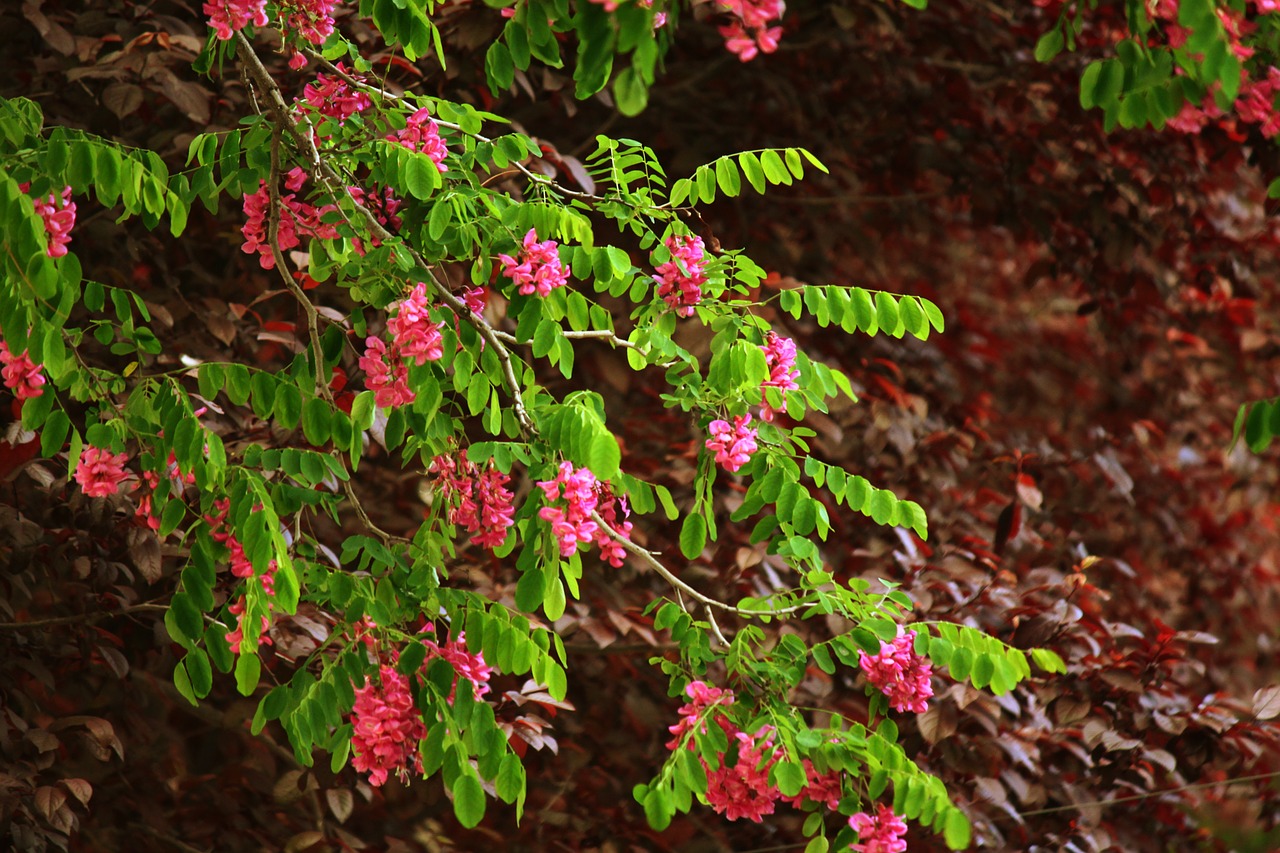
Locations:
350;666;427;786
302;64;372;122
537;461;600;557
359;336;415;408
347;185;403;253
716;0;785;61
225;594;273;654
203;0;268;40
388;108;449;173
463;286;488;315
497;229;569;298
288;51;309;70
240;170;338;270
759;332;799;421
704;728;781;822
75;447;130;498
278;0;338;46
421;629;494;701
666;680;735;748
858;629;934;714
654;234;707;316
849;804;909;853
705;414;758;473
26;185;76;258
781;760;843;810
386;283;444;365
0;343;45;400
429;453;516;549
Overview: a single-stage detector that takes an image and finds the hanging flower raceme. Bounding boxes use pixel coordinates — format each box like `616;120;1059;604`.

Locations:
21;183;76;258
704;727;782;823
225;594;274;655
360;283;446;408
204;0;268;40
759;332;800;422
781;760;844;810
421;629;494;702
848;804;910;853
206;498;279;650
301;64;372;123
705;414;758;473
278;0;339;46
75;447;130;498
349;665;427;787
537;461;600;557
241;167;338;269
716;0;784;62
428;452;516;549
593;483;632;567
497;229;569;297
0;343;45;401
388;108;449;172
665;680;735;748
858;629;934;714
654;234;708;317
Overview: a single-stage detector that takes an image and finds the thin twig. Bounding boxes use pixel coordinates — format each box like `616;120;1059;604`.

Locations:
0;603;168;631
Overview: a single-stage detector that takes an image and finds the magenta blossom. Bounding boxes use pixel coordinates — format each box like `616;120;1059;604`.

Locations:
654;234;707;316
858;629;934;714
74;447;130;498
498;229;569;297
849;804;909;853
705;414;758;473
0;343;45;401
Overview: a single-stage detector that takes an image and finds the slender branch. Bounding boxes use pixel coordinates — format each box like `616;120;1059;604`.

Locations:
590;511;804;618
0;603;168;631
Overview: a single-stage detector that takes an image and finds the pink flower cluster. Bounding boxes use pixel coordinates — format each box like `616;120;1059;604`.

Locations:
536;462;632;564
203;0;268;40
207;498;278;654
301;64;373;123
759;332;799;422
705;414;758;473
0;343;45;401
75;447;130;498
135;450;197;531
23;184;76;258
858;630;934;715
428;452;516;549
498;229;569;297
717;0;784;62
359;283;445;408
387;108;449;173
347;184;403;253
421;629;494;702
654;234;707;317
350;665;427;786
240;167;339;270
278;0;338;46
849;804;909;853
666;681;846;822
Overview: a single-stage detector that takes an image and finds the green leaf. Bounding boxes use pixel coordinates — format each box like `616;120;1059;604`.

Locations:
715;158;742;197
773;762;806;797
302;397;331;446
614;67;649;116
1031;647;1067;673
944;809;971;850
404;152;442;199
185;648;213;698
452;772;486;828
235;652;261;696
1034;27;1064;63
679;513;707;560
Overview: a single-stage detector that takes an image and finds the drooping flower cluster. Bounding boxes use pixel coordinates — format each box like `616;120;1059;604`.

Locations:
421;629;494;701
278;0;338;46
360;283;445;408
387;108;449;173
23;184;76;258
654;234;708;317
717;0;784;62
240;167;339;269
301;64;373;123
206;498;278;654
347;184;403;253
705;414;758;473
203;0;268;40
0;343;45;401
536;462;633;564
75;447;130;498
759;332;800;422
135;450;197;532
781;759;844;811
849;804;910;853
350;665;428;787
497;229;569;297
858;629;934;715
428;452;516;549
666;682;782;823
